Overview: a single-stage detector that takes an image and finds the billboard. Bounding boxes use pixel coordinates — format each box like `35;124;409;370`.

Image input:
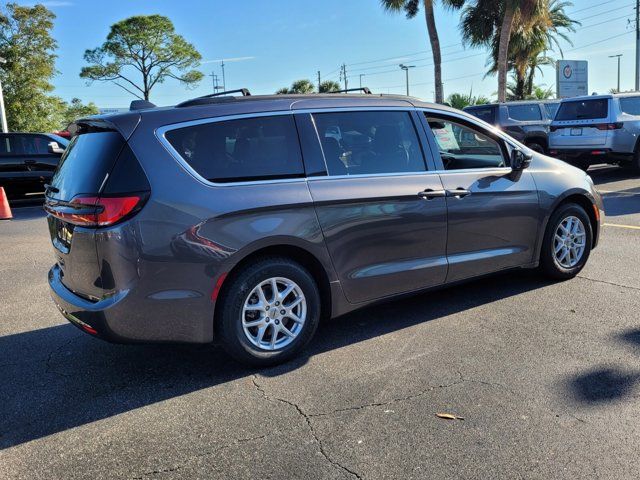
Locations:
556;60;588;98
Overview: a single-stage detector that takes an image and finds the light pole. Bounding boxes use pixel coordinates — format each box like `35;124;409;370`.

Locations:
609;54;623;92
399;64;415;96
359;74;365;89
0;57;7;133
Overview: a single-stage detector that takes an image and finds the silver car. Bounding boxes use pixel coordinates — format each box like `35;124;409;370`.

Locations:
44;91;603;366
549;93;640;171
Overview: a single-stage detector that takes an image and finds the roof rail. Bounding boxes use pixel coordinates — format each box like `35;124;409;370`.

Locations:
130;100;156;111
329;87;372;95
176;88;252;108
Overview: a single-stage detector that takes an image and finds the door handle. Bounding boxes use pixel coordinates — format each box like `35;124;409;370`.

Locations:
417;189;446;200
446;188;471;198
24;159;37;165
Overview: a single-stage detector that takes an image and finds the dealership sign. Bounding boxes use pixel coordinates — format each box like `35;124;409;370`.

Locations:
556;60;588;98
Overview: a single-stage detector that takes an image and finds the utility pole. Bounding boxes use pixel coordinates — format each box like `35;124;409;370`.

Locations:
359;74;365;89
610;54;623;92
340;64;348;90
399;64;415;96
0;57;7;133
636;0;640;92
221;60;226;90
317;70;321;92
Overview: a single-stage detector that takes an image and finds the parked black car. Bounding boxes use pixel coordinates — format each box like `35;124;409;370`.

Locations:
0;132;69;199
464;100;559;154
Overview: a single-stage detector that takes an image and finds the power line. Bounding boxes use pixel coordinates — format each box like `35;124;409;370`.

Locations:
572;0;625;14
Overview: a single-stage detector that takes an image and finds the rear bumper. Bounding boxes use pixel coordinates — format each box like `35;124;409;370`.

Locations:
48;264;132;343
548;148;633;165
48;264;213;344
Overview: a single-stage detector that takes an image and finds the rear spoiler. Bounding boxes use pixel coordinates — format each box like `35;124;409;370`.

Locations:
70;114;140;140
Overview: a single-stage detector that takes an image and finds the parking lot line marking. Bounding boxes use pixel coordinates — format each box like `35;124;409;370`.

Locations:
603;223;640;230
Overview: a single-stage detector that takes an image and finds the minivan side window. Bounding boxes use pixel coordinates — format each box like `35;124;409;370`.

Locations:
426;117;506;170
555;99;608;121
508;104;542;121
0;135;49;155
312;111;426;176
165;115;304;183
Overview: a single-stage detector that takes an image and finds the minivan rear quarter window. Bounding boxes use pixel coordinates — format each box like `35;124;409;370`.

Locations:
556;99;608;121
165;115;304;183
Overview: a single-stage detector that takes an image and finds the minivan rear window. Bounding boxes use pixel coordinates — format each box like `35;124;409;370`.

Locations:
165;115;304;183
49;131;124;201
555;99;608;121
619;97;640;116
508;104;542;121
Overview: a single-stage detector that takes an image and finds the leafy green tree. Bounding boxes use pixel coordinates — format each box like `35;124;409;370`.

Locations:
381;0;465;104
61;97;99;127
0;3;63;132
80;15;203;101
319;80;341;93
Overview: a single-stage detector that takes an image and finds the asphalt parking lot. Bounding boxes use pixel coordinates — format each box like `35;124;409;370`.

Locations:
1;165;639;480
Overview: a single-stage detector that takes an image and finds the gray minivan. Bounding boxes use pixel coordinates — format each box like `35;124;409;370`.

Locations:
549;93;640;170
44;91;603;366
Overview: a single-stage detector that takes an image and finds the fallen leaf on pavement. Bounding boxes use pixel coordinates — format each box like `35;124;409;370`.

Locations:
436;413;464;420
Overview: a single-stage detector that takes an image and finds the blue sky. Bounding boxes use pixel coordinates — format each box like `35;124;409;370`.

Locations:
22;0;638;108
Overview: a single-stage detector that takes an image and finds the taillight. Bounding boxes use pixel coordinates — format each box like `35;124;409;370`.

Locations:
594;122;623;131
45;194;145;227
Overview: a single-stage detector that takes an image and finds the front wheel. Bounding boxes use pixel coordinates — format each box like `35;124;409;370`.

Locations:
526;142;545;155
216;257;321;367
540;203;592;280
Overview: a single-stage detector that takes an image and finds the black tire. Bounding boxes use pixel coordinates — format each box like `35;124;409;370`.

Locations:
626;148;640;173
540;203;593;280
526;142;545;154
216;256;321;367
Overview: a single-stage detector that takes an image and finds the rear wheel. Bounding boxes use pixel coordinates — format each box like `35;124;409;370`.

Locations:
540;203;592;280
526;142;545;154
217;257;321;367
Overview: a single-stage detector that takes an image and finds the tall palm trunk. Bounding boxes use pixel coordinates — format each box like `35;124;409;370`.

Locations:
423;0;443;103
497;2;516;102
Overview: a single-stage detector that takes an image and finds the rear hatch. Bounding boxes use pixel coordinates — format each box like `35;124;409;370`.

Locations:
44;121;149;300
550;98;613;147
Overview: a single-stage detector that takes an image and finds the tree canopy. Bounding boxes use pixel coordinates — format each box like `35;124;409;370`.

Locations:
80;15;203;101
0;3;59;131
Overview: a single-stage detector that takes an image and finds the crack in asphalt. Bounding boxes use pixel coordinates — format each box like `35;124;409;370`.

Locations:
576;275;640;292
252;376;362;480
307;371;465;418
44;338;76;378
131;432;272;479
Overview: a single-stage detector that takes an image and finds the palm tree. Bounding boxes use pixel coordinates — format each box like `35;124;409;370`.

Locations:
275;79;316;94
458;0;545;102
381;0;465;103
319;80;341;93
447;91;490;109
487;0;577;99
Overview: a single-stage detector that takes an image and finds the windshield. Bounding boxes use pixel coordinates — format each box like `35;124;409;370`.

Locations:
555;99;608;121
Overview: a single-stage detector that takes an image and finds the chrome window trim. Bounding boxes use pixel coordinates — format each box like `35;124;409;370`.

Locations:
155;106;422;187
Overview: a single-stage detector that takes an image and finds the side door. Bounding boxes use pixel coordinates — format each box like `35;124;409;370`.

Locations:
302;109;448;304
420;111;540;283
20;134;60;175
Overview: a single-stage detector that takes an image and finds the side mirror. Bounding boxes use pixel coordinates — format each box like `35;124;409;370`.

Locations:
48;141;65;155
511;148;532;171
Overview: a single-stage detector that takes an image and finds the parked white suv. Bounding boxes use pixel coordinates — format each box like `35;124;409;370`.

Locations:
548;93;640;171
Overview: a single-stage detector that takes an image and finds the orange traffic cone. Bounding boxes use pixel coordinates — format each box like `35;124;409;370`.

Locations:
0;187;13;220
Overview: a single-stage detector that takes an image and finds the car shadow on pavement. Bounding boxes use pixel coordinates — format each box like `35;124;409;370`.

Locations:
568;328;640;404
0;270;551;450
